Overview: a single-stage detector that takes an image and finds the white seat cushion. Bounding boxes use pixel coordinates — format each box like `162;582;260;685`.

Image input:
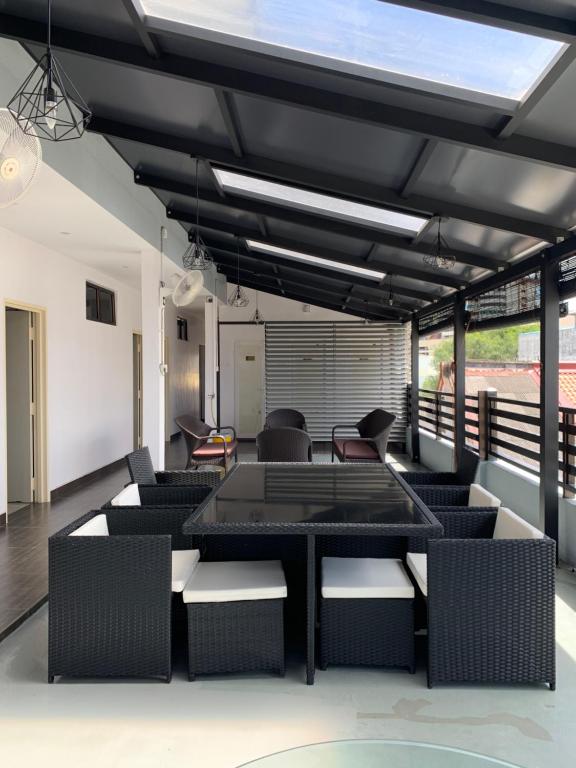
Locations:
469;483;501;508
69;514;109;537
493;507;544;540
171;549;201;592
321;558;414;599
406;553;428;597
183;560;287;603
110;483;141;507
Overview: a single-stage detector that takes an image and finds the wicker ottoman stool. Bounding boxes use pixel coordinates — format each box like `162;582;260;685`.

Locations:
183;560;287;680
320;557;415;673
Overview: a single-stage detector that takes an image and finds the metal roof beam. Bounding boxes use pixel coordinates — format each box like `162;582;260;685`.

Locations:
215;249;419;311
219;261;412;316
213;88;244;157
400;139;438;198
378;1;576;42
206;240;432;304
218;266;404;321
147;176;506;271
120;0;162;58
188;218;463;290
2;13;576;171
97;118;568;241
497;46;576;139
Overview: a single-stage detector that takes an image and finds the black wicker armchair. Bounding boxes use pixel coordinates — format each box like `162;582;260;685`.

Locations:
125;446;224;487
175;415;237;469
48;508;200;682
410;482;500;508
400;448;479;486
256;427;312;462
104;483;212;509
331;408;396;463
407;508;555;689
264;408;307;431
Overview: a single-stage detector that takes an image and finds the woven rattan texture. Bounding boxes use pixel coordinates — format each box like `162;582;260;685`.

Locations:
411;485;470;506
49;511;172;681
320;597;414;672
186;599;285;679
427;537;555;688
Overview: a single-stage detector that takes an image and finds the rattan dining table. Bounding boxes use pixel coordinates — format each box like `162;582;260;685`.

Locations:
182;462;443;684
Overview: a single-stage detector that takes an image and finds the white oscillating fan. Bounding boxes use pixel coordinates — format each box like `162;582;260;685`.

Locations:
172;270;204;307
0;108;42;208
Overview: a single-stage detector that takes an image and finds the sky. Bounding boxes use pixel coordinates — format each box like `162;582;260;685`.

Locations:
144;0;564;100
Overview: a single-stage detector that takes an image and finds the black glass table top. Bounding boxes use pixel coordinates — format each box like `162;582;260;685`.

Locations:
183;463;441;536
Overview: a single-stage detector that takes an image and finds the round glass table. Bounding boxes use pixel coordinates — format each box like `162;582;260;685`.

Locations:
237;740;521;768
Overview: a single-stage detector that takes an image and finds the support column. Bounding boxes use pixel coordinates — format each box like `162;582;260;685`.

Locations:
539;257;560;541
141;249;165;470
204;296;219;427
453;295;466;472
410;318;420;463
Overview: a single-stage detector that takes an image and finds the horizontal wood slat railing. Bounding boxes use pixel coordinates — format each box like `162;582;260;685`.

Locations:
407;385;576;497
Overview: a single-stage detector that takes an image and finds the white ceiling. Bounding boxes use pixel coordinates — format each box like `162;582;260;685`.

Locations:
0;162;152;289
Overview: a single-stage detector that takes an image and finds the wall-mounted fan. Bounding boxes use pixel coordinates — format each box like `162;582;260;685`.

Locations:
0;108;42;208
172;270;204;307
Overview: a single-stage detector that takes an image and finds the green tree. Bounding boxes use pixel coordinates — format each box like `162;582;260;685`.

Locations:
421;323;539;390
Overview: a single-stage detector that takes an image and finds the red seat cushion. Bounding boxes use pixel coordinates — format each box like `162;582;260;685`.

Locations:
333;439;380;462
193;440;237;458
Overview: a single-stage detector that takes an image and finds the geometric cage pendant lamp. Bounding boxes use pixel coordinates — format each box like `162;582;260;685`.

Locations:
8;0;91;142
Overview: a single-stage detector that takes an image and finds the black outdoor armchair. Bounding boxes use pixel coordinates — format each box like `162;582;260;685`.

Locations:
175;415;238;469
407;507;555;689
125;446;224;487
400;448;479;487
48;507;198;682
331;408;396;463
256;427;312;462
264;408;307;431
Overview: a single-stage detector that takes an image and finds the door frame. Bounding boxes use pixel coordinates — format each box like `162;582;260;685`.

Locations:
3;300;49;511
132;332;143;450
234;339;265;439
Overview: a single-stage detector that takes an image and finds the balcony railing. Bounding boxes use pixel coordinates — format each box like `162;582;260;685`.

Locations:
407;385;576;497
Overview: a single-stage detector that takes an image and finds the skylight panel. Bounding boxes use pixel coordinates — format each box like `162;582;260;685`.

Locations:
142;0;564;102
213;168;427;237
246;240;386;281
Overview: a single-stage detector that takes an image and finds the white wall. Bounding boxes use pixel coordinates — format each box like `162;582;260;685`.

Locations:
220;324;265;433
165;302;204;437
0;226;141;516
219;288;362;323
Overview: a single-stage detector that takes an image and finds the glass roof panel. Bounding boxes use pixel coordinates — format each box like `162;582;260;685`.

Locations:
213;168;427;236
142;0;564;101
246;240;386;281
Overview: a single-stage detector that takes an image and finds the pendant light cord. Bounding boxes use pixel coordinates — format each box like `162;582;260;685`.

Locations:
236;238;241;290
195;157;200;247
47;0;52;50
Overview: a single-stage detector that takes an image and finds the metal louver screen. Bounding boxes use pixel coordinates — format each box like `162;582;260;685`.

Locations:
559;255;576;297
418;305;454;335
265;322;407;442
467;271;540;328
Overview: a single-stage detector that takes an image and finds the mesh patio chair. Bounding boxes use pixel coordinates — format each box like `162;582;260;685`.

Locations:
175;415;237;469
256;427;312;462
264;408;307;431
125;446;224;487
331;408;396;463
400;448;479;487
